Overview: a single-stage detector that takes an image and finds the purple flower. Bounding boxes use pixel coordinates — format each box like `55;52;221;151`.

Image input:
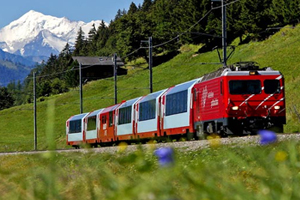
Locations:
154;147;174;167
258;130;277;145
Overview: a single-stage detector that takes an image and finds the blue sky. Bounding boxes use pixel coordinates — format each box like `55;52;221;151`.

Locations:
0;0;144;28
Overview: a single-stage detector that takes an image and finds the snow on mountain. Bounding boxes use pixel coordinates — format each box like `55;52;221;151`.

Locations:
15;30;63;57
0;10;102;58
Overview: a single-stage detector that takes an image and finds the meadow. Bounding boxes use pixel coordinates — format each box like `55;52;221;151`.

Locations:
0;139;299;200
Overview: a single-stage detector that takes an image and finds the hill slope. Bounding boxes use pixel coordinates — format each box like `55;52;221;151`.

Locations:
0;25;300;152
0;49;36;86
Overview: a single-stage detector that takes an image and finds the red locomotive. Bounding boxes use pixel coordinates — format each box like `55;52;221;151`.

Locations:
66;62;286;148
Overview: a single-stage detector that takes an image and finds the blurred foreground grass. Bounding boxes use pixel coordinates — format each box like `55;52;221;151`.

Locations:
1;140;299;200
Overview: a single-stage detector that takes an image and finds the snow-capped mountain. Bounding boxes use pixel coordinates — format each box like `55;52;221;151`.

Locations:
0;10;102;58
0;10;104;86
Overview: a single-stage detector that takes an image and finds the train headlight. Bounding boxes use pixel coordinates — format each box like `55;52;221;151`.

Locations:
274;106;280;110
231;106;239;111
249;71;258;75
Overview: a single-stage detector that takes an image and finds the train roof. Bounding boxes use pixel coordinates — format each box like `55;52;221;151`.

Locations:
118;97;141;109
166;78;201;95
101;103;120;113
139;89;167;103
69;113;89;121
87;109;104;117
201;62;281;82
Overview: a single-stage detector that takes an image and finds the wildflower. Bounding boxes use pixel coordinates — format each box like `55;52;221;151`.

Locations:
154;147;174;167
258;130;277;145
207;134;221;148
275;150;288;162
118;142;128;152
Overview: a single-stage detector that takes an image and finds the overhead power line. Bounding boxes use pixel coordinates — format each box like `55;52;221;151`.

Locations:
121;0;242;59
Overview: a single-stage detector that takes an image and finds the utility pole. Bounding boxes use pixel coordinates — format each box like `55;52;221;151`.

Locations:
141;37;153;93
113;53;117;104
221;0;227;66
149;37;153;93
33;72;37;150
79;63;83;113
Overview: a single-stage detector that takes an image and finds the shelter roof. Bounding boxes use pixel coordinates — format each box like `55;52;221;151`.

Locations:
72;56;124;66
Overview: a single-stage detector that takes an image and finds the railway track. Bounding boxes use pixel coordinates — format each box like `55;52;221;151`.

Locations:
1;133;299;156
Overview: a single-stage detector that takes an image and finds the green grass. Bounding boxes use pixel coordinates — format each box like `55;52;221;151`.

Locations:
1;25;300;152
0;140;299;199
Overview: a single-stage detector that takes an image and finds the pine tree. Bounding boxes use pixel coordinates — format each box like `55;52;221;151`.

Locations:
270;0;300;26
87;24;98;54
142;0;153;11
74;27;86;56
96;20;109;51
115;9;123;20
0;87;14;110
128;2;138;15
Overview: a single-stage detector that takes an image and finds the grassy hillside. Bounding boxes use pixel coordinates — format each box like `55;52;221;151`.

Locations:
1;25;300;152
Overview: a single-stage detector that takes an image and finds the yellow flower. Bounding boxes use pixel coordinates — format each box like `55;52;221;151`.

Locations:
207;134;221;148
118;142;128;152
275;151;288;162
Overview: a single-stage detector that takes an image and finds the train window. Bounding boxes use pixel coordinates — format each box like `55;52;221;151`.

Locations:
166;90;188;116
139;99;156;121
87;116;97;131
102;115;106;124
229;80;261;94
109;111;113;127
264;80;280;94
220;80;223;95
119;106;132;125
69;120;81;133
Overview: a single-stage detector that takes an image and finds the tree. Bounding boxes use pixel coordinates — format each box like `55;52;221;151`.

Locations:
87;24;98;54
128;2;138;15
96;20;110;53
51;78;68;95
38;80;51;97
73;27;87;56
0;87;14;110
142;0;153;11
235;0;273;40
65;61;79;88
174;0;210;44
151;0;181;53
58;43;73;79
270;0;300;26
7;80;23;106
115;9;123;20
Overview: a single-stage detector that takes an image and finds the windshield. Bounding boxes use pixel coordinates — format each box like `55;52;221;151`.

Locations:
229;80;261;95
264;80;280;94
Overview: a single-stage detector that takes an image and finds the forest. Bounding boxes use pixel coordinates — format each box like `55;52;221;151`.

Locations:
0;0;300;110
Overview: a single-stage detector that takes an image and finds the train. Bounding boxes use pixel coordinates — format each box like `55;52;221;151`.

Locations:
66;62;286;148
